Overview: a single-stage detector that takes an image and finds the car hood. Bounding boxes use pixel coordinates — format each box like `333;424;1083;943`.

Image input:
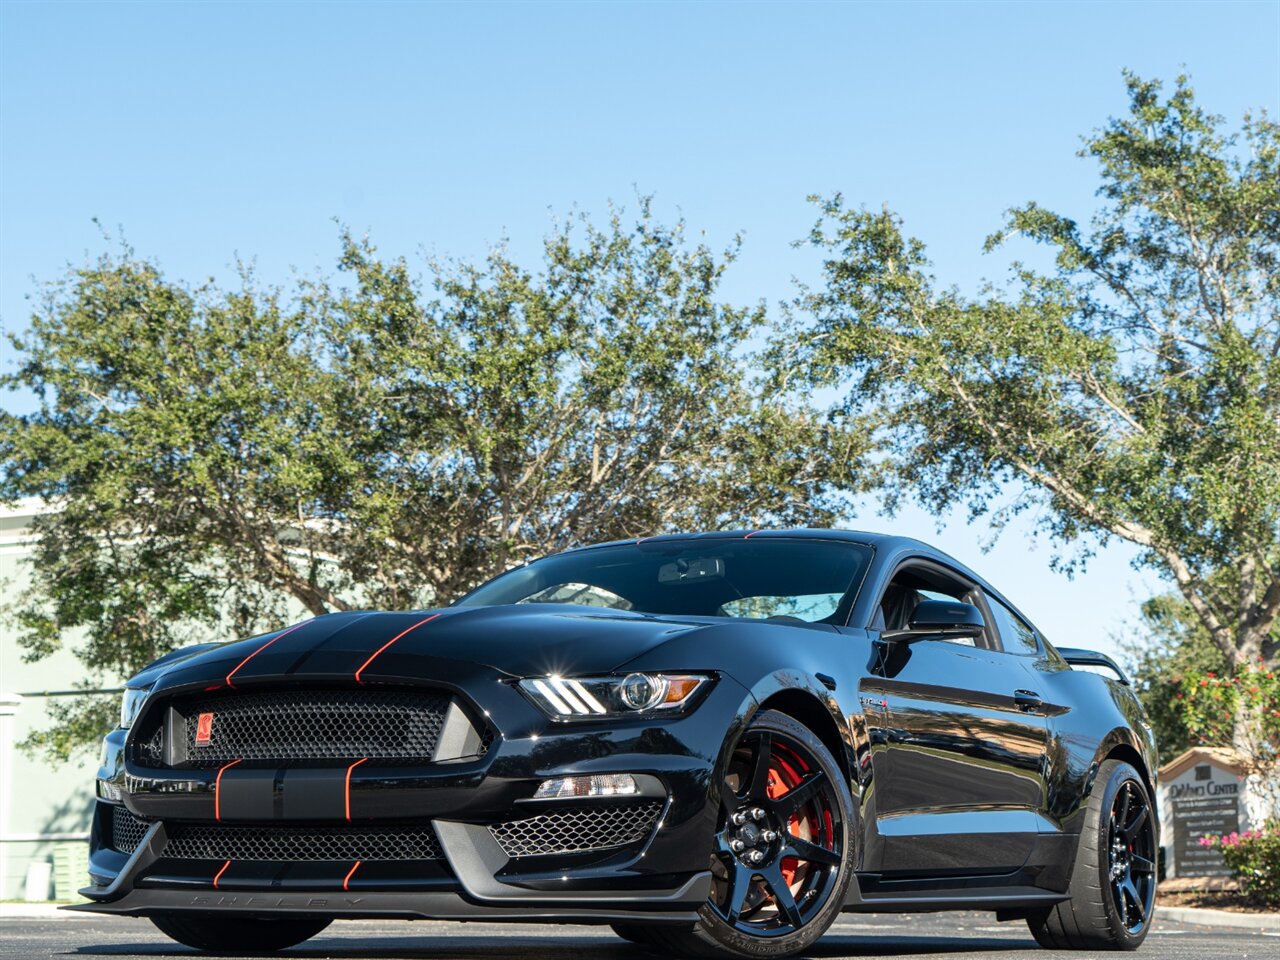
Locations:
133;604;714;691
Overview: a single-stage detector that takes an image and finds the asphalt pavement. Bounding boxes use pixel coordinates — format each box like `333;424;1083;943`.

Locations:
1;911;1277;960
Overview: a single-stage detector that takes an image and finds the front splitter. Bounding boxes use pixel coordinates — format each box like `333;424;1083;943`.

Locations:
64;881;708;925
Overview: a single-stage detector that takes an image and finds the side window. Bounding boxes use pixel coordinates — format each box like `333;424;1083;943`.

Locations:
874;565;988;648
986;595;1040;655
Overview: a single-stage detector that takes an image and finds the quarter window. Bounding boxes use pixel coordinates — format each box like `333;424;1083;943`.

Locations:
986;596;1040;655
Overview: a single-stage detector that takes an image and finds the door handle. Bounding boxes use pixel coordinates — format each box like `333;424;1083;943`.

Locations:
1014;689;1044;713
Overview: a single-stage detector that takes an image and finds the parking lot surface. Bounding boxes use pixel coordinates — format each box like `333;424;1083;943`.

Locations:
1;910;1276;959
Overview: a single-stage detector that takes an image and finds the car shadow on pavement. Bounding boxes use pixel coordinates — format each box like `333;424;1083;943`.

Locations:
811;935;1037;955
71;933;1038;958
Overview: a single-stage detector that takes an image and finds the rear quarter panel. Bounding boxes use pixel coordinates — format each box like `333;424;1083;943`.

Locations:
1034;659;1159;838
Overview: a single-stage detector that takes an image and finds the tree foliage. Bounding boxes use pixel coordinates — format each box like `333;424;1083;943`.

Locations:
1176;660;1280;812
2;203;865;760
1119;593;1231;760
788;73;1280;668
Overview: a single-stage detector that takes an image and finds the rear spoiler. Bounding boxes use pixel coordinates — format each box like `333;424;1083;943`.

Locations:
1057;647;1130;685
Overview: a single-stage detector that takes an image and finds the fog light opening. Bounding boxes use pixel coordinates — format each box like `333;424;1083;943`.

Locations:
534;773;640;799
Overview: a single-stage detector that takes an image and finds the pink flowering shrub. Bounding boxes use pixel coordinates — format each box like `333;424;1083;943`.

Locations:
1200;823;1280;906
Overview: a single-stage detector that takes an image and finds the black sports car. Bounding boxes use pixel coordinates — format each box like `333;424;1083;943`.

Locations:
77;531;1159;956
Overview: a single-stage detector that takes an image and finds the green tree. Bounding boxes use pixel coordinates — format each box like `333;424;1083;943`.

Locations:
2;203;865;761
1176;660;1280;812
1119;593;1231;759
787;73;1280;670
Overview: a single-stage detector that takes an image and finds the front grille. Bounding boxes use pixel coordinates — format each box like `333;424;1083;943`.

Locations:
176;689;451;766
489;801;663;858
111;805;150;854
109;808;443;861
138;727;163;765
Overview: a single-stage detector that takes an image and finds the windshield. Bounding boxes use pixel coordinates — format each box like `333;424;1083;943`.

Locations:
454;538;873;623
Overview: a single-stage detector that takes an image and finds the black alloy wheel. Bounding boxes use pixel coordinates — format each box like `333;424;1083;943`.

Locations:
1027;758;1157;951
708;724;845;934
623;710;854;958
1107;778;1156;934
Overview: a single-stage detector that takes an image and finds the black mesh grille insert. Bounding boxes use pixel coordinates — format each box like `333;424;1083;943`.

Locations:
178;689;451;765
108;808;443;861
164;822;444;861
488;801;663;858
111;806;150;854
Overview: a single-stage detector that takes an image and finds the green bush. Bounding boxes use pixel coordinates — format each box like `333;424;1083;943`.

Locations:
1200;823;1280;906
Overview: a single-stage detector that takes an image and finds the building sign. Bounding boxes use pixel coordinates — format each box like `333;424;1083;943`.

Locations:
1160;750;1246;879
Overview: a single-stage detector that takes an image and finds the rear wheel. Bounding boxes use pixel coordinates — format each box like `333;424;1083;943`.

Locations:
1028;759;1156;950
150;915;331;953
640;709;854;958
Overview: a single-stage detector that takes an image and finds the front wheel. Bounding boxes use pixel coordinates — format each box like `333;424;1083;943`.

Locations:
150;914;331;953
640;709;855;958
1028;759;1156;950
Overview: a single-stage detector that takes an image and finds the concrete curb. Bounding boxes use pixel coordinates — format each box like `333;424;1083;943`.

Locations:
1161;905;1279;932
0;902;83;919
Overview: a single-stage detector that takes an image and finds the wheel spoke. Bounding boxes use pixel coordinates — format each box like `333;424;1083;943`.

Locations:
718;862;752;924
719;775;740;816
1124;877;1144;924
771;769;828;817
1130;854;1155;875
749;733;773;800
1115;783;1131;831
763;865;803;928
1124;802;1148;839
783;831;841;867
1113;879;1128;926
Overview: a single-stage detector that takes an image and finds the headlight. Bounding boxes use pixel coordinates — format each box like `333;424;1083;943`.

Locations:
119;685;153;729
518;673;710;720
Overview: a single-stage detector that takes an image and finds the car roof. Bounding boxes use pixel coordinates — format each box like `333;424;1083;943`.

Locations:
567;527;967;570
566;527;896;551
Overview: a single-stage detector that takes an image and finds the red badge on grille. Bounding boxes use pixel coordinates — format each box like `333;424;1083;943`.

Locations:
195;712;214;746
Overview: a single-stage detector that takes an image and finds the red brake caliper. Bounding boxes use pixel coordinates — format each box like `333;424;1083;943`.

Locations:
766;747;820;889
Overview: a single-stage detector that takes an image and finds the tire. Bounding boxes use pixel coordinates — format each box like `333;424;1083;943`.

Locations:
150;914;332;953
640;709;855;958
1027;759;1156;950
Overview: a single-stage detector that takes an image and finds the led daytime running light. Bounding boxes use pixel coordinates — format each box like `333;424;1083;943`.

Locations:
518;673;708;720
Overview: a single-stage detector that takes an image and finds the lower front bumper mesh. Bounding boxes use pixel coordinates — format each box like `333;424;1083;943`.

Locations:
111;800;663;864
111;807;444;861
488;801;664;858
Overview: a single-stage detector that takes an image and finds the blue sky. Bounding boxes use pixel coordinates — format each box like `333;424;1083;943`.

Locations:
2;1;1278;659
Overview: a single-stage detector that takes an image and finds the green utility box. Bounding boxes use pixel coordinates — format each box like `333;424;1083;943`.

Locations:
52;842;89;902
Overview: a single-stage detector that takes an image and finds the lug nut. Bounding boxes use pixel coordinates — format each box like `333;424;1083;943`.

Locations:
762;830;778;842
731;811;748;826
751;807;766;821
730;839;746;852
748;850;765;864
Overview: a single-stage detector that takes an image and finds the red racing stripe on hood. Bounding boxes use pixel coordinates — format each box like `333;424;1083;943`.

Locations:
225;621;310;688
353;614;441;684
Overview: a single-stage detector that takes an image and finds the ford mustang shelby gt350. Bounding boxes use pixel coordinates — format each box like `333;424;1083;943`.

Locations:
78;531;1158;956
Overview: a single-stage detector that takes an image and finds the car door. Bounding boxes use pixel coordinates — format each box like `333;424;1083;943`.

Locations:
859;560;1051;878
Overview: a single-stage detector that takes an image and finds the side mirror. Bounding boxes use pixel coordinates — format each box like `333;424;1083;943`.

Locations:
882;599;985;644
